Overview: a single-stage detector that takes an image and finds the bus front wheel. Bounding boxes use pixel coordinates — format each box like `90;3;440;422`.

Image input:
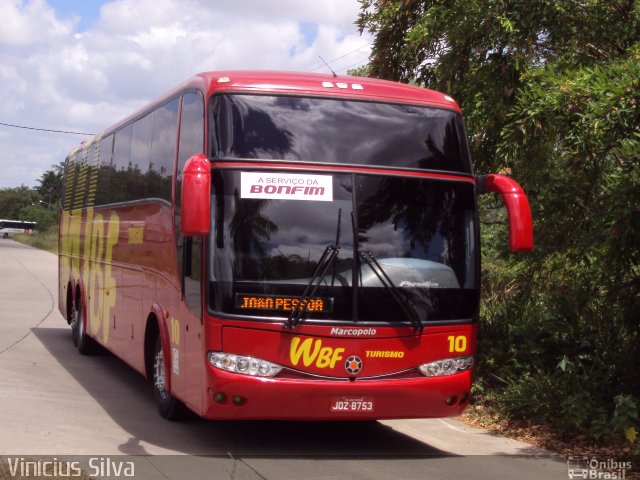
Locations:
152;336;184;420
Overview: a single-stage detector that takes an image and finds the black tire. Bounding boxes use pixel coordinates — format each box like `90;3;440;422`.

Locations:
71;298;96;355
152;336;184;420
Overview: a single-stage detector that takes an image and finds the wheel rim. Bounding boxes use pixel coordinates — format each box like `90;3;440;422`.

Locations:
71;306;80;344
77;306;85;342
154;347;169;400
70;307;78;329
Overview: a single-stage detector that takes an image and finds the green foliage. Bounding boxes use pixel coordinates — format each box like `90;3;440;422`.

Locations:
0;186;40;220
359;0;640;444
18;204;57;231
0;164;63;231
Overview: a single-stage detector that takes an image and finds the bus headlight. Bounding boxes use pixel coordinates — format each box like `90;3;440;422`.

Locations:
418;356;474;377
207;352;283;377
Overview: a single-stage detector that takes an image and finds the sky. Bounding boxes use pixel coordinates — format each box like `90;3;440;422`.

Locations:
0;0;373;188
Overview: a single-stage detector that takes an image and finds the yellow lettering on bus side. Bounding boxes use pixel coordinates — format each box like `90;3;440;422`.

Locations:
88;214;105;336
102;213;119;342
127;226;144;244
170;317;180;346
63;209;83;281
86;212;120;344
82;207;94;277
59;211;72;284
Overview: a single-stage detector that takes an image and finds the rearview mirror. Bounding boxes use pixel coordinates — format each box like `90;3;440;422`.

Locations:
181;153;211;236
477;174;533;252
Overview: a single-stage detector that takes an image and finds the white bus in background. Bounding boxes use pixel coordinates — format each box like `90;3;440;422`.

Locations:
0;219;37;238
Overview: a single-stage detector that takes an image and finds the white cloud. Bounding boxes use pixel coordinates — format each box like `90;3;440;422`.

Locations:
0;0;371;188
0;0;74;46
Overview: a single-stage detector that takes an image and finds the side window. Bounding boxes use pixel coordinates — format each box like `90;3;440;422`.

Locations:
72;148;89;210
149;98;179;201
184;236;202;316
63;154;78;211
176;90;205;210
86;141;100;208
113;124;133;202
175;90;204;315
95;134;114;205
130;112;154;199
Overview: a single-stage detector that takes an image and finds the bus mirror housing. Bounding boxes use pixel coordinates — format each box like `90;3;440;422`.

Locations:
181;153;211;236
477;174;533;252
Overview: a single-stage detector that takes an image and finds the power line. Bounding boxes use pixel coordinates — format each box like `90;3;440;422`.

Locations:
0;121;94;136
307;43;372;72
335;55;371;74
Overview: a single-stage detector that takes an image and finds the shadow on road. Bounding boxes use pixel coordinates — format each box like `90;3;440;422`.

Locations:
32;325;454;458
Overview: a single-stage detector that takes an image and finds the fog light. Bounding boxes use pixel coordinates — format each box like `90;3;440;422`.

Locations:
445;396;458;406
232;395;245;406
214;391;227;404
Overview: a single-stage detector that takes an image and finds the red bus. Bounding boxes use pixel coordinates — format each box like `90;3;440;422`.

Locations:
58;71;532;420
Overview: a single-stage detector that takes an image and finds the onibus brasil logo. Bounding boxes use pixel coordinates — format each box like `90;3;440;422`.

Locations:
567;456;632;479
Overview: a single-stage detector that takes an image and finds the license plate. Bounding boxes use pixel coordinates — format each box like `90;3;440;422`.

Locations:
330;397;374;412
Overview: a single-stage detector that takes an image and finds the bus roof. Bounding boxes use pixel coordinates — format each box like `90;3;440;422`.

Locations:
77;70;462;154
198;70;461;111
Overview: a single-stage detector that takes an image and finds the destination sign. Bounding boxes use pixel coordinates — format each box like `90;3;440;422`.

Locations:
235;294;333;313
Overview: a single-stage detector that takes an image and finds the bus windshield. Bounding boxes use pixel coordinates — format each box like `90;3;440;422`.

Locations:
210;94;472;173
207;94;478;324
208;171;478;323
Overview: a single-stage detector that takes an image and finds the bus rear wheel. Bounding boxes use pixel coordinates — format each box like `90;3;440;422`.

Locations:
71;299;96;355
152;336;184;420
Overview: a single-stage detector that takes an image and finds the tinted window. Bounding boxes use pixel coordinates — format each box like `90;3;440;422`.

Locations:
208;170;478;323
113;123;133;172
112;124;135;201
210;95;472;173
149;98;179;200
62;154;77;211
86;141;100;207
131;113;153;177
177;91;205;175
72;148;90;210
95;135;114;205
175;91;205;282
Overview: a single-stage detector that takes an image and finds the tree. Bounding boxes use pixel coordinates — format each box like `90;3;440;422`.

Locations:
357;0;639;172
0;186;39;220
0;164;64;231
18;203;57;231
37;162;64;208
357;0;640;443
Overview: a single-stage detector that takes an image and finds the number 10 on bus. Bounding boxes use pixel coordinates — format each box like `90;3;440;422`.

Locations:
448;336;467;353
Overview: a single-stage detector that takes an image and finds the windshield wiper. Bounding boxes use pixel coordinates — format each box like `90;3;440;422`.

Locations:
285;244;340;328
358;250;425;332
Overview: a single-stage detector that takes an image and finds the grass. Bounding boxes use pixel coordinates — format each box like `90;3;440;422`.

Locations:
12;227;58;254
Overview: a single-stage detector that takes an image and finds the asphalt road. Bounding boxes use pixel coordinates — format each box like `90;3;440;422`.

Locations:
0;239;568;479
